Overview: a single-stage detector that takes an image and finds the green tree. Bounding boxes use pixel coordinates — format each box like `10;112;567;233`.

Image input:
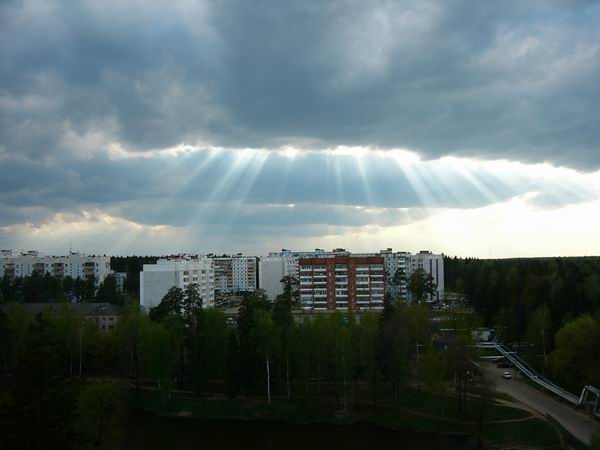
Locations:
591;426;600;450
280;274;299;304
116;305;146;389
161;314;185;386
149;287;184;322
195;309;229;395
409;268;437;304
225;330;240;398
404;304;431;392
95;274;123;306
526;303;552;369
549;314;600;390
421;348;447;416
0;307;10;374
53;303;80;377
140;321;174;403
250;310;280;403
360;312;380;406
8;314;77;449
77;380;125;450
272;294;295;400
5;303;33;370
379;306;410;403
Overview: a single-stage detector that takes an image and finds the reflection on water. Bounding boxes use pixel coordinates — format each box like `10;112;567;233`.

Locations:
123;409;481;450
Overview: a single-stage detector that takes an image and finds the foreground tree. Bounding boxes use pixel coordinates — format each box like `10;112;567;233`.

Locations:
116;305;147;389
549;314;600;390
250;310;279;404
77;380;125;450
140;321;174;403
7;315;77;449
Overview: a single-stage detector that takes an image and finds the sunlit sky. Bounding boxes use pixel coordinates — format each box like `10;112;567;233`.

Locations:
1;1;600;257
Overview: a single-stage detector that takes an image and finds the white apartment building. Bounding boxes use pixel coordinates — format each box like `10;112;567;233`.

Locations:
379;249;445;303
211;255;257;294
258;253;299;301
140;257;215;310
410;251;444;303
380;249;411;301
0;250;111;286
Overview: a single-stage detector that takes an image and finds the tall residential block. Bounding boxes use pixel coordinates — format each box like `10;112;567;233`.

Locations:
140;257;215;310
212;255;257;294
379;248;411;300
259;249;351;301
299;255;385;311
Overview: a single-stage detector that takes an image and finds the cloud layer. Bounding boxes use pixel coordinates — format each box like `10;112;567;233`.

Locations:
2;0;600;167
2;1;600;256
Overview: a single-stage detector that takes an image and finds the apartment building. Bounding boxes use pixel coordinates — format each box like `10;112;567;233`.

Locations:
259;249;351;301
299;255;385;311
411;250;444;302
140;257;215;310
258;253;299;301
379;248;411;301
0;250;111;286
211;255;257;294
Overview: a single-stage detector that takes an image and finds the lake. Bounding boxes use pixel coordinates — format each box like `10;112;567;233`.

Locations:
123;409;481;450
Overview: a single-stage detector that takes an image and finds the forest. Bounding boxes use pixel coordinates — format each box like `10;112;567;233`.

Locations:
0;256;599;448
445;256;600;391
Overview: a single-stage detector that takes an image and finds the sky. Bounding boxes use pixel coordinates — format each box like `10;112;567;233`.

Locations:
1;0;600;258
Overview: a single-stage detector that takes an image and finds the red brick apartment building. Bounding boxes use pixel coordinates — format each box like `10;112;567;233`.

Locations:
299;255;385;311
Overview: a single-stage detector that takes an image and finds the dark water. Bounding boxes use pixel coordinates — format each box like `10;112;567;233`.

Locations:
123;409;480;450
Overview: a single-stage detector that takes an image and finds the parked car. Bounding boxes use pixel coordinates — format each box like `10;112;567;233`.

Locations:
502;371;512;380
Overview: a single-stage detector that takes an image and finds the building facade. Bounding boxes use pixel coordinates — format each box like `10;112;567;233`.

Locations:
299;255;385;311
410;250;444;302
258;253;299;301
212;255;257;294
379;248;411;301
140;257;215;310
0;250;111;286
259;249;351;301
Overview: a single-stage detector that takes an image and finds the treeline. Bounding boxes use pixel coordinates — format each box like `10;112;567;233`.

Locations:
445;256;600;334
445;256;600;391
0;272;130;306
0;288;489;422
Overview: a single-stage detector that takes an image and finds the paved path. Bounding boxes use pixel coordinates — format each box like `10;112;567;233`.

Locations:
483;363;595;445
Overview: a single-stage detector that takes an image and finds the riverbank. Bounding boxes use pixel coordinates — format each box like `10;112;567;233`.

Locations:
128;387;567;449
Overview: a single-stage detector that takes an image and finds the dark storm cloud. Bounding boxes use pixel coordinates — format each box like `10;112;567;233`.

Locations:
1;0;600;167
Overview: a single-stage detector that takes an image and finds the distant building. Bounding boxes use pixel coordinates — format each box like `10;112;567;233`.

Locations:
379;248;411;301
0;250;111;286
113;272;127;293
378;249;444;303
411;250;444;302
3;302;122;331
299;254;385;311
140;257;215;310
258;253;299;301
258;249;351;301
211;255;257;294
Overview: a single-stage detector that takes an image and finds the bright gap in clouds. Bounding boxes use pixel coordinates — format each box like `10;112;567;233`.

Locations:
2;145;600;257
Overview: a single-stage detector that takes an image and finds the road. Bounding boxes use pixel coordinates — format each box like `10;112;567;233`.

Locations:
483;363;595;445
